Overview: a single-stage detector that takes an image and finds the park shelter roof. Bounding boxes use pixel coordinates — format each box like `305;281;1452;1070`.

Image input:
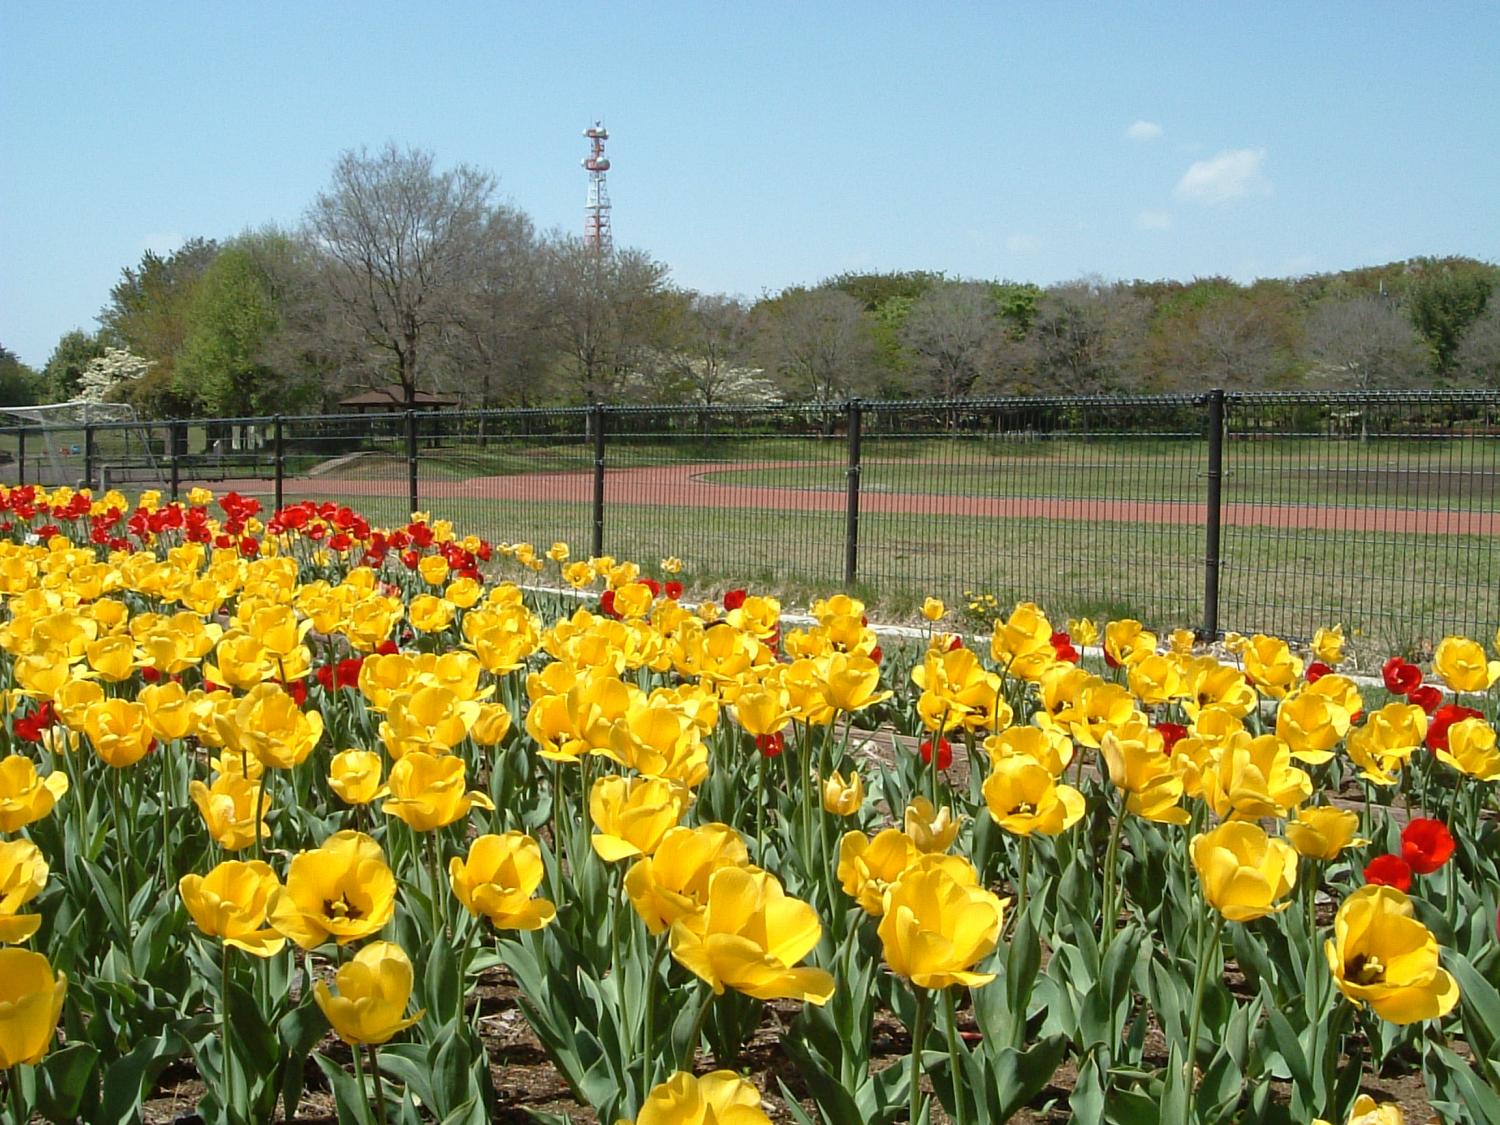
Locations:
337;386;462;411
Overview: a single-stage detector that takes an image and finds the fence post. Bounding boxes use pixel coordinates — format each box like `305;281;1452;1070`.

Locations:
591;402;606;558
1202;388;1226;640
169;420;181;500
273;415;285;512
404;410;419;516
16;428;25;487
844;399;863;587
83;425;95;490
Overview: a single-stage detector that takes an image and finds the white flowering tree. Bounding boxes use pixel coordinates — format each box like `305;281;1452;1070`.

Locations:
77;347;152;403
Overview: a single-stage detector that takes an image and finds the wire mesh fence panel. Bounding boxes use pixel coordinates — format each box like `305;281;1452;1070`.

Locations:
413;407;595;555
271;412;410;524
1220;391;1500;656
597;404;848;595
858;397;1209;625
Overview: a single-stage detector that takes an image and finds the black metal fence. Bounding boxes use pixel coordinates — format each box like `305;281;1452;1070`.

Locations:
2;390;1497;658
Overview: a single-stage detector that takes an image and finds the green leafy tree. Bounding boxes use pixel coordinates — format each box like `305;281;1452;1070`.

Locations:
1407;258;1495;376
42;329;105;401
0;344;45;406
174;238;297;416
99;238;219;415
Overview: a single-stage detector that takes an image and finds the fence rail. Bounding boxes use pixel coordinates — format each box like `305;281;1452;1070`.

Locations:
2;389;1497;656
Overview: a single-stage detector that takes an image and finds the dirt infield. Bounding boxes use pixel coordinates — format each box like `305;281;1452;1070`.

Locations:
200;459;1500;536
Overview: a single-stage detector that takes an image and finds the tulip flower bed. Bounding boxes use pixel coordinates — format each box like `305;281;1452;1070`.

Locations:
0;483;1498;1125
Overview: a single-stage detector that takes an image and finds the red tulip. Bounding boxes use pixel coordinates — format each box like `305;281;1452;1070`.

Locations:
1400;818;1454;875
1364;854;1413;892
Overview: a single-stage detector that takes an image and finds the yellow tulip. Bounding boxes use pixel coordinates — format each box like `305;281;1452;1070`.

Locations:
408;594;455;634
1127;653;1186;707
1325;886;1460;1024
314;941;425;1045
616;1070;772;1125
821;770;865;817
0;839;48;943
1311;625;1345;666
189;774;271;852
921;598;945;622
1312;1094;1407;1125
1346;703;1428;786
469;702;513;746
0;756;68;833
51;677;104;730
328;749;385;806
178;860;286;957
1436;717;1500;781
607;699;709;788
1197;733;1312;821
820;653;891;713
0;948;67;1066
837;828;919;915
418;553;451;585
878;854;1006;989
982;756;1085;836
223;683;325;770
903;796;959;853
590;775;691;861
990;602;1056;682
625;823;749;935
1432;635;1500;694
383;752;494;832
379;685;479;759
1276;689;1353;766
1104;618;1156;668
84;698;154;768
1067;617;1099;647
1182;658;1257;720
448;832;556;931
1243;634;1303;698
669;866;834;1004
1191;822;1296;922
268;831;397;949
139;680;196;742
984;726;1075;777
1286;806;1367;862
205;632;278;691
85;633;138;682
1099;729;1189;825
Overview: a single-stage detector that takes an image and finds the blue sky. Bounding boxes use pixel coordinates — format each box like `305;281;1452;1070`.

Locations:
3;2;1497;366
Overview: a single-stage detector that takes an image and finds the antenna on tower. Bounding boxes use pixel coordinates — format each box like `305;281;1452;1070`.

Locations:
582;121;612;256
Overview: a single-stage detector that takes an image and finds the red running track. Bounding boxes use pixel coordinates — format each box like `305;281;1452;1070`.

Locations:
197;460;1500;536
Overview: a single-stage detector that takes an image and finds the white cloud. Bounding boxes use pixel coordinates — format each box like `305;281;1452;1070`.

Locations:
1124;120;1163;142
1136;210;1172;231
141;231;185;256
1173;149;1271;204
1005;233;1040;254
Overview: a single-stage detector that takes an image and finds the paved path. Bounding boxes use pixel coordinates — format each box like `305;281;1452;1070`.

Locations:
193;459;1500;536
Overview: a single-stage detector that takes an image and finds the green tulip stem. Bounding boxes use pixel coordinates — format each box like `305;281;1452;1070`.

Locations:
426;831;447;940
943;989;968;1125
1444;777;1463;928
640;933;668;1098
160;738;174;883
349;1040;375;1125
254;769;268;862
682;985;716;1070
1100;800;1126;951
107;765;130;936
220;941;236;1119
1182;911;1225;1121
909;986;930;1125
1014;834;1032;928
8;1063;27;1125
366;1045;390;1125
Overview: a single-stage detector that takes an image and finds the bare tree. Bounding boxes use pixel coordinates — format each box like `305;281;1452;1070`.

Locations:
541;236;673;403
753;288;876;401
994;281;1148;395
1304;294;1425;391
661;293;762;405
1451;302;1500;389
899;281;1003;398
304;144;496;406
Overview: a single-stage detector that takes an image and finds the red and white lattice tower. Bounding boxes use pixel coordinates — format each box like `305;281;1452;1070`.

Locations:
582;122;612;255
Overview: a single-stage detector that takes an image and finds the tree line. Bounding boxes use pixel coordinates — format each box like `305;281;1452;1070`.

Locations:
5;143;1499;416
